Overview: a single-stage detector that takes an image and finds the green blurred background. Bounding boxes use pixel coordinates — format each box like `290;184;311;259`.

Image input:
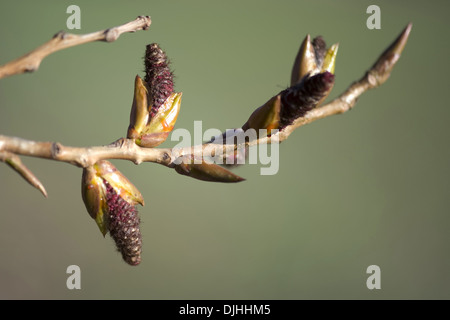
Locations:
0;0;449;299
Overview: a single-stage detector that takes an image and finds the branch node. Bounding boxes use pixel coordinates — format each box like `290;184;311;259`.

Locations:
25;66;37;73
51;142;62;158
52;31;66;39
137;16;151;30
113;138;127;147
104;28;119;42
79;155;90;168
367;71;379;88
162;152;170;162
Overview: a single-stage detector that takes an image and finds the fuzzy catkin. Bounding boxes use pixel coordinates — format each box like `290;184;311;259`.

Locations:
144;43;174;117
279;71;335;129
105;180;142;266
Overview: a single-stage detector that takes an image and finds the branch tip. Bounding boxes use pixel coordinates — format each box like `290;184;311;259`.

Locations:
0;151;48;198
370;23;412;86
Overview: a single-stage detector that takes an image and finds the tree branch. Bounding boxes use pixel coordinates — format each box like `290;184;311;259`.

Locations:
0;137;168;168
0;16;151;79
0;23;412;189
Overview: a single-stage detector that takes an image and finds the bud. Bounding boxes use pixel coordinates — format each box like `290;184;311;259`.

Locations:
127;43;182;147
243;95;281;136
321;43;339;75
127;75;150;140
81;160;144;266
81;166;108;235
242;71;335;134
137;91;182;147
174;157;245;183
370;23;412;86
291;34;317;85
241;35;338;134
291;35;338;85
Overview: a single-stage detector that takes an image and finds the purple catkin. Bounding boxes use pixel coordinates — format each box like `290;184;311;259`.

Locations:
279;71;335;129
144;43;174;117
105;180;142;266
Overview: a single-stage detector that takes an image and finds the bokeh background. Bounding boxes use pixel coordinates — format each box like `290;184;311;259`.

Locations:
0;0;449;299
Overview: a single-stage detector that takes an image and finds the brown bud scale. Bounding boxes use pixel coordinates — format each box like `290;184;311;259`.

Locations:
105;180;142;266
144;43;174;117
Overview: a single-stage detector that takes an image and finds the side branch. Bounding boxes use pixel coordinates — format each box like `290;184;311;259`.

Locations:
0;16;151;79
257;23;412;145
174;23;412;159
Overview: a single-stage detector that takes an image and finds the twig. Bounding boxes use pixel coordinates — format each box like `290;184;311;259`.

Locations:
0;16;151;79
0;23;411;176
0;137;166;168
0;151;47;197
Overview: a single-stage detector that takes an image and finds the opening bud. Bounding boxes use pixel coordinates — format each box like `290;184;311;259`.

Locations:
81;160;144;265
127;43;182;147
